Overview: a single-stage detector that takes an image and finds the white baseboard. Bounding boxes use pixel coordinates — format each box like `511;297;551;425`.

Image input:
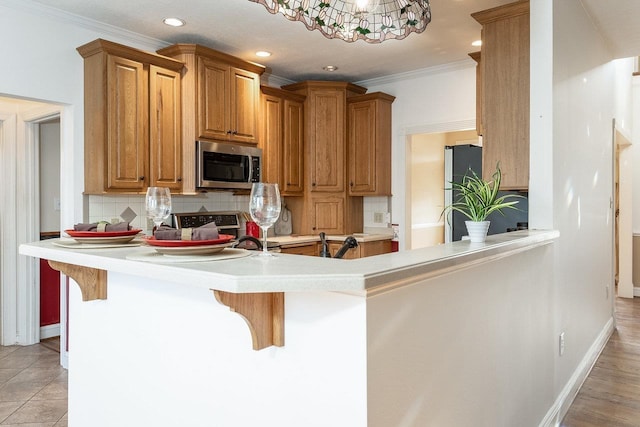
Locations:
538;316;614;427
39;323;60;340
633;287;640;297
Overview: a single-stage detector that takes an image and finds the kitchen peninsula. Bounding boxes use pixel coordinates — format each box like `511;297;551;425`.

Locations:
20;230;558;427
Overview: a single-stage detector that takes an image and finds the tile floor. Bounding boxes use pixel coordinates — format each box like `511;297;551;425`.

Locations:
0;338;66;426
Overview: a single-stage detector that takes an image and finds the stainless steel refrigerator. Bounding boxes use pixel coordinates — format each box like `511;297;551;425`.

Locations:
444;144;528;243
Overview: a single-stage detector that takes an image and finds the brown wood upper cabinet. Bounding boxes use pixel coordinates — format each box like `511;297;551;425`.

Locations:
347;92;395;196
198;59;261;144
472;0;529;190
260;86;305;196
156;44;265;194
77;39;184;194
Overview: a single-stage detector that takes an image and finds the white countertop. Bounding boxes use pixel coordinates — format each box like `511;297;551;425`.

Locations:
20;230;558;295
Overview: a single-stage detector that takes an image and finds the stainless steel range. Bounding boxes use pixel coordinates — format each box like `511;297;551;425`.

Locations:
172;211;242;237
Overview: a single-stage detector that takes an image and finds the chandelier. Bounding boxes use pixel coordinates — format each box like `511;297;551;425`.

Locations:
250;0;432;43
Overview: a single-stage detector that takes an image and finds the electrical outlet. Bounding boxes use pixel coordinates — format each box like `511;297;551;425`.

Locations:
559;332;565;356
53;197;61;211
373;212;385;223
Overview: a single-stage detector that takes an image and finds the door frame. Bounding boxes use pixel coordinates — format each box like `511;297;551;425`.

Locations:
0;101;64;346
403;119;476;250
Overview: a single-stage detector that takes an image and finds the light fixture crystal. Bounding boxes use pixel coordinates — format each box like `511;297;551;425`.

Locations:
250;0;431;43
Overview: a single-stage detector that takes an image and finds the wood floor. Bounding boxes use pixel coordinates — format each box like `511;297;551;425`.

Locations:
562;297;640;426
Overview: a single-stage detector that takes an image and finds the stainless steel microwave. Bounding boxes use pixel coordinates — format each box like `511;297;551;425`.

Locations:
196;141;262;190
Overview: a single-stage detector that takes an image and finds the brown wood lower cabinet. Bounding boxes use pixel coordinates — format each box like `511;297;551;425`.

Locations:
329;239;392;259
279;238;392;258
279;242;319;256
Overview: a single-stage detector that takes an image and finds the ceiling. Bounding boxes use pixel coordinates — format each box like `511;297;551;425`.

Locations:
25;0;640;83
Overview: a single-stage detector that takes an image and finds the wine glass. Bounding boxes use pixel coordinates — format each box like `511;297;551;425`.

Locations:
249;183;281;257
145;187;172;233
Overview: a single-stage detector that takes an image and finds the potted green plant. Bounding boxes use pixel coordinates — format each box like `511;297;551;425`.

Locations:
444;164;522;243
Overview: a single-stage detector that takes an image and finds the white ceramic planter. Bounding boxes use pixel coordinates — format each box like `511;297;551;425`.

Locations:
465;221;490;243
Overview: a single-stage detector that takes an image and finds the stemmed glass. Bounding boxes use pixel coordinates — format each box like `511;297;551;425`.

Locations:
145;187;172;233
249;183;281;257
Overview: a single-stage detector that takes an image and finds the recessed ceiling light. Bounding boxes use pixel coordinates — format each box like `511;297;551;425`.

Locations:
323;65;338;72
256;51;272;58
163;17;185;27
472;40;482;47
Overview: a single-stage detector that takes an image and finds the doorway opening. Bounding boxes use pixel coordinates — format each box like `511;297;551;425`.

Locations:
406;128;478;249
0;96;65;364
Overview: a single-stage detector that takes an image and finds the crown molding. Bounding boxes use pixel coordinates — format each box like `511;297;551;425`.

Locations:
2;0;171;50
355;59;475;87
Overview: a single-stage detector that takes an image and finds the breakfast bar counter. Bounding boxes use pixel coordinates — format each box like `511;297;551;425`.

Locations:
20;230;559;427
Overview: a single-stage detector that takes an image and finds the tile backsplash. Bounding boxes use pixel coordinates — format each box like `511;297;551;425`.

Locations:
87;192;250;233
87;193;390;234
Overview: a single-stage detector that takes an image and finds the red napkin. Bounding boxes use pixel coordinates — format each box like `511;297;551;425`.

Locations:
153;222;220;241
74;222;131;232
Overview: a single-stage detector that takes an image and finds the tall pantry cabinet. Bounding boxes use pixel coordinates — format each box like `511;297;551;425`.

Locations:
282;81;367;235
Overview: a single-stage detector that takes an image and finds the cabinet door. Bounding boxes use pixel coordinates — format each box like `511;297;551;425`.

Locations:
348;100;376;194
310;196;344;234
280;243;318;256
359;240;392;257
282;99;304;195
149;65;182;191
230;67;260;144
309;89;345;192
328;242;360;259
198;58;229;141
106;55;147;191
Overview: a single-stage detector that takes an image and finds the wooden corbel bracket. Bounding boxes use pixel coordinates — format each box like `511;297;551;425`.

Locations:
48;260;107;301
213;290;284;351
45;260;284;351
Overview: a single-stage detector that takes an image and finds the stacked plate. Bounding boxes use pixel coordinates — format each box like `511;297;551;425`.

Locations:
142;234;235;255
64;229;142;244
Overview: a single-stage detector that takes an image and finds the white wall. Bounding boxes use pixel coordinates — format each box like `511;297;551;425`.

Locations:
368;242;556;426
359;64;477;250
529;0;618;417
0;0;172;229
633;77;640;232
39;121;61;233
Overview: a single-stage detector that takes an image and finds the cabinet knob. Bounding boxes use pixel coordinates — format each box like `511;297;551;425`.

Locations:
350;182;354;186
312;182;316;187
139;176;144;180
177;177;182;182
232;130;238;135
312;227;316;230
226;130;232;134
